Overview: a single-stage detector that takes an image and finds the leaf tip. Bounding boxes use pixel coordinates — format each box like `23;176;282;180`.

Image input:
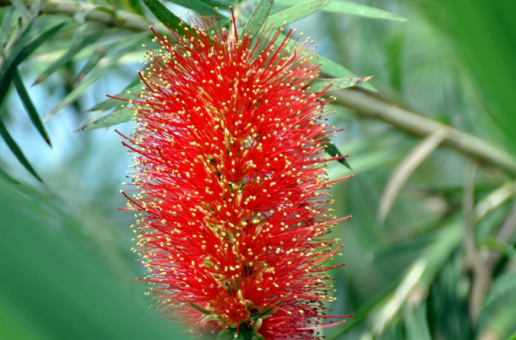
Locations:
31;77;44;87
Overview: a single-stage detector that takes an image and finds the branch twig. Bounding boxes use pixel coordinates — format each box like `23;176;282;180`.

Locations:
0;0;169;35
333;89;516;178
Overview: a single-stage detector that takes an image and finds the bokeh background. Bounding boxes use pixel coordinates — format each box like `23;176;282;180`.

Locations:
1;0;516;339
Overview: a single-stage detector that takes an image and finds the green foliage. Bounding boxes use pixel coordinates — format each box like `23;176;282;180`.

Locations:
1;0;516;340
274;0;407;21
323;135;352;170
142;0;182;30
165;0;218;16
32;29;105;87
309;76;372;92
267;0;333;28
245;0;274;38
77;108;133;132
0;114;42;181
436;0;516;155
13;68;51;145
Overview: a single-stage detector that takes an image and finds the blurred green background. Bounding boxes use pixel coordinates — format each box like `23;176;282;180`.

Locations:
1;0;516;339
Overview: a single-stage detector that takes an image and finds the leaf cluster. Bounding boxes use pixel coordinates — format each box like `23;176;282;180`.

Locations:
1;1;516;340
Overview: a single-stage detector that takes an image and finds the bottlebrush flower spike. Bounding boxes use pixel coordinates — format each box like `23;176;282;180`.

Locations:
118;10;352;340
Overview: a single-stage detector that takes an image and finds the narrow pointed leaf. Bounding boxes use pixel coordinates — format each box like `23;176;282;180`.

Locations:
12;68;51;146
75;33;147;89
73;46;108;87
45;41;143;121
128;0;145;15
30;0;41;17
275;33;376;91
245;0;274;37
32;30;104;87
323;136;352;169
76;108;133;132
189;303;212;315
18;21;66;62
0;7;14;52
251;301;284;320
9;0;33;20
323;1;407;21
274;0;407;22
0;118;42;182
0;71;14;112
308;76;373;92
0;22;34;78
0;20;67;107
85;82;142;113
203;0;231;7
317;55;376;91
166;0;217;16
268;0;333;28
142;0;182;30
0;23;32;70
44;67;103;122
0;22;34;110
328;279;401;338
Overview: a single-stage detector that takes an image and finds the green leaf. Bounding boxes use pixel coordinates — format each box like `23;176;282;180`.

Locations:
323;136;352;169
203;0;231;7
308;76;373;92
0;7;14;53
483;294;516;340
44;67;104;122
403;303;432;340
484;272;516;310
0;20;58;181
0;117;42;182
250;300;283;320
32;30;104;87
45;40;143;122
76;108;133;132
274;0;407;22
0;20;66;107
418;221;463;286
437;0;516;154
275;33;376;91
328;278;401;339
245;0;274;37
142;0;182;30
0;23;34;109
12;68;51;146
9;0;33;21
316;54;376;91
85;82;142;113
363;219;462;337
128;0;145;15
30;0;41;18
165;0;217;16
0;22;33;71
17;21;67;63
483;239;516;259
73;46;108;87
189;303;212;315
324;1;407;21
268;0;333;28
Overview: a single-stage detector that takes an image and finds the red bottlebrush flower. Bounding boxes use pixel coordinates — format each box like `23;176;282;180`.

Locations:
118;11;352;340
